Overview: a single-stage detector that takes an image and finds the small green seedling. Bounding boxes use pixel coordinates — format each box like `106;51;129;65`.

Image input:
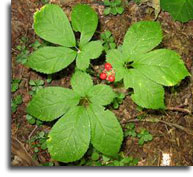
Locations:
27;4;103;73
16;37;30;64
106;21;189;109
112;92;125;109
11;95;22;113
26;114;43;126
46;75;52;84
16;38;47;65
124;123;136;137
27;71;123;163
29;80;44;96
28;131;48;154
11;79;21;92
137;129;153;145
75;147;138;166
104;151;138;166
100;30;116;52
104;0;124;15
30;40;42;50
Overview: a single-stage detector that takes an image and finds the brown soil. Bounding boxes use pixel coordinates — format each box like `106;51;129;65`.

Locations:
11;0;193;166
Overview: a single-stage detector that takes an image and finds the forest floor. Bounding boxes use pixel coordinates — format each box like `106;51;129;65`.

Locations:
11;0;193;166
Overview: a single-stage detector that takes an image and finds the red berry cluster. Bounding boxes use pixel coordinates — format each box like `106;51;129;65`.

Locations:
100;63;115;82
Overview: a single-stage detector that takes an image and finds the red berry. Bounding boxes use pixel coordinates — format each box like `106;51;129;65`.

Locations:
104;63;112;71
108;75;115;82
100;72;107;80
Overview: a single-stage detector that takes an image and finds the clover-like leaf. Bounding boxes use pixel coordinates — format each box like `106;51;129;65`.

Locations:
76;41;103;71
27;87;80;121
27;47;77;74
160;0;193;22
34;4;75;47
71;4;98;47
47;106;90;163
87;104;123;156
106;21;189;109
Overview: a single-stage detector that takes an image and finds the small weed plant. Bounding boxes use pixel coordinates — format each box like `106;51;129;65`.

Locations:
11;79;21;93
28;131;48;160
124;123;153;145
137;129;153;145
69;147;138;166
104;0;124;15
100;30;116;52
26;114;43;126
11;95;22;113
29;79;45;96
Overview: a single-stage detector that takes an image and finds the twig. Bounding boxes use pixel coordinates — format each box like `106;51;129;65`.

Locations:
28;125;38;140
166;106;192;114
124;118;193;136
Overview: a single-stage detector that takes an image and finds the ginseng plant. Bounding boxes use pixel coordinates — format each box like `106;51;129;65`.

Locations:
106;21;190;109
26;4;103;73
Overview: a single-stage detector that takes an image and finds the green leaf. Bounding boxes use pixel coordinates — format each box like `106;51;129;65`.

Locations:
132;49;190;86
116;6;124;14
113;101;119;109
104;7;111;15
124;69;165;109
115;0;122;6
76;41;103;70
87;104;123;156
47;106;90;163
160;0;193;22
41;142;47;150
104;0;110;6
11;103;17;113
104;31;112;39
71;71;93;97
11;79;21;92
122;21;162;56
71;4;98;47
102;155;110;162
111;7;117;15
26;114;36;125
109;42;116;49
39;131;45;138
88;84;116;106
138;138;144;145
27;47;77;74
27;87;80;121
34;4;75;47
91;151;100;161
14;95;23;105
